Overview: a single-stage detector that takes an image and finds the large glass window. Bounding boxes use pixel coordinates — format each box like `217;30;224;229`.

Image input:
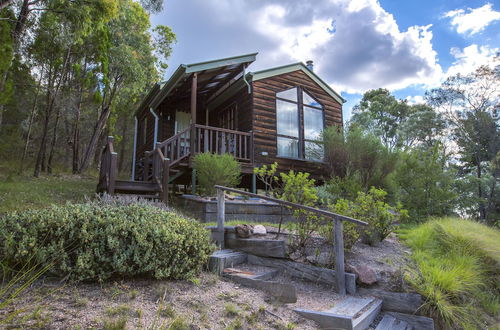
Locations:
276;88;324;160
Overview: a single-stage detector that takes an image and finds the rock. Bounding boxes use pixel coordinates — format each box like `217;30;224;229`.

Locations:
235;224;252;238
346;264;377;285
306;252;335;267
253;224;267;236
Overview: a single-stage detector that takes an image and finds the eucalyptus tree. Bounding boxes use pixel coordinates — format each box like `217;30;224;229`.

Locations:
426;58;499;223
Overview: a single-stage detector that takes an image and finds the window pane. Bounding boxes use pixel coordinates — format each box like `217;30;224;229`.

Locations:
277;99;299;137
277;88;298;102
304;106;324;140
303;91;322;108
305;141;324;161
277;137;299;158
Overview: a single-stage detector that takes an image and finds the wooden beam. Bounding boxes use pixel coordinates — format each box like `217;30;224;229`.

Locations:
216;188;225;248
191;73;197;124
335;217;346;296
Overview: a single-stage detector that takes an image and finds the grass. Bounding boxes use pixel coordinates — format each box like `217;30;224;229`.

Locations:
399;217;500;328
0;174;96;214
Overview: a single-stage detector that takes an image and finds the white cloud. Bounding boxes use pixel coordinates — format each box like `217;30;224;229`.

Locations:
445;3;500;35
405;95;425;104
446;44;499;77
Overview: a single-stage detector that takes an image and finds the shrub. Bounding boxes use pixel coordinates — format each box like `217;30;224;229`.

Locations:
0;202;215;282
333;187;407;246
400;218;500;328
192;152;241;196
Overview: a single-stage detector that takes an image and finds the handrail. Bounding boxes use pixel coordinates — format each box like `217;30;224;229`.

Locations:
157;126;191;149
193;124;251;136
214;185;368;226
97;136;117;194
214;185;367;296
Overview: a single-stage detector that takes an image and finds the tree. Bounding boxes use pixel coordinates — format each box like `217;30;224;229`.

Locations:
351;88;445;150
394;144;457;222
426;58;499;223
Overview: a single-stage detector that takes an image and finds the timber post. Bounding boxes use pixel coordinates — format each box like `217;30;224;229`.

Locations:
334;216;346;296
216;187;225;248
189;73;197;159
251;172;257;194
191;169;197;195
161;157;170;206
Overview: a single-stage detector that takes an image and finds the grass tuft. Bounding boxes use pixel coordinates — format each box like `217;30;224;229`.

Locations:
399;217;500;328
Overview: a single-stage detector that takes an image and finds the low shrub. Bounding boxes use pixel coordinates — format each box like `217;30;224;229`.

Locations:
333;187;407;246
192;152;241;196
400;217;500;328
0;202;215;282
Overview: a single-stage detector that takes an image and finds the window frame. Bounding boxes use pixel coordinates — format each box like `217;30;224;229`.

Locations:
275;87;325;161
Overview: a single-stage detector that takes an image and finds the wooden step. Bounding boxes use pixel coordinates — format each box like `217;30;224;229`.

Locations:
114;180;161;194
376;314;412;330
294;296;382;330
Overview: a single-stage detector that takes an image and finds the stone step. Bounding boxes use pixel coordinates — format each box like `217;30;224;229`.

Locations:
294;296;382;330
207;249;247;275
375;314;412;330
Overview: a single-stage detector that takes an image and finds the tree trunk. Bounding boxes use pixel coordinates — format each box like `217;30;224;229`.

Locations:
118;118;128;173
19;74;42;173
47;104;61;174
78;105;111;173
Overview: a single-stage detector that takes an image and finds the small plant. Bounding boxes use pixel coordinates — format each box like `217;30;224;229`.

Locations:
103;317;127;330
226;317;243;330
224;303;240;317
253;162;279;196
106;304;131;317
159;304;176;318
192;152;241;196
168;317;189;330
129;289;139;300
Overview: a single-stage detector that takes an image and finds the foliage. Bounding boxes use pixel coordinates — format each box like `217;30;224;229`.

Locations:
253;162;279;196
334;187;407;246
322;125;398;195
0;202;215;282
394;144;457;222
192;152;241;196
316;174;363;206
351;88;445;150
426;59;499;223
399;218;500;328
277;170;324;255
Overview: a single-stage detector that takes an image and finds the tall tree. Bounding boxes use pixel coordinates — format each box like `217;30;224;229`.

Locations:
426;58;499;223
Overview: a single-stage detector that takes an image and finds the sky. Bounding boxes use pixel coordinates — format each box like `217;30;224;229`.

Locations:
151;0;500;122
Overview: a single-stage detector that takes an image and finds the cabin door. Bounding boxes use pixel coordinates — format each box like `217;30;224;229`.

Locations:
174;111;191;153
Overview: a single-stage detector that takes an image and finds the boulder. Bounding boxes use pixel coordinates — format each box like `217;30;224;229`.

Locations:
306;252;335;267
347;264;378;285
253;224;267;236
235;224;252;238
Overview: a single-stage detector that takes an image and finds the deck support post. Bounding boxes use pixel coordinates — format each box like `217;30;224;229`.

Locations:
216;187;225;248
190;73;197;159
191;169;196;195
251;172;256;194
334;216;346;296
161;158;170;206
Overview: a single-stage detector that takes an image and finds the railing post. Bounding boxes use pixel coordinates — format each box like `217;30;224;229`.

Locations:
334;216;346;296
204;128;209;152
190;123;196;156
161;158;170;206
250;130;254;164
109;152;117;195
216;187;225;248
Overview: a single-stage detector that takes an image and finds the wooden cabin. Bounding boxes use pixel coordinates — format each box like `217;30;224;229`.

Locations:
97;53;344;198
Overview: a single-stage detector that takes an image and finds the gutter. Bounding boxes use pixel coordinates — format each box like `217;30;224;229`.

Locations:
149;107;159;148
243;65;251;94
131;116;138;180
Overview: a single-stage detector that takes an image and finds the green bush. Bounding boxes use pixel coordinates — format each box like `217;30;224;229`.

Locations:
333;187;407;246
400;218;500;328
0;202;215;282
192;152;241;196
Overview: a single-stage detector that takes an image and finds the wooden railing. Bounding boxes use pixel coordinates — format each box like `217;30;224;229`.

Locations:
157;126;191;167
142;143;170;204
97;136;117;194
192;124;253;162
213;185;368;296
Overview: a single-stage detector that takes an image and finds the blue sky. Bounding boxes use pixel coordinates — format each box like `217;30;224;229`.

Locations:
151;0;500;122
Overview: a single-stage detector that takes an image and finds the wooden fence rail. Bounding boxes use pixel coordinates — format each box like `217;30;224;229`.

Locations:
214;185;368;296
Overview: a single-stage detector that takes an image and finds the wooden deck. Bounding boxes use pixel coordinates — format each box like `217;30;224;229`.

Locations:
97;124;255;202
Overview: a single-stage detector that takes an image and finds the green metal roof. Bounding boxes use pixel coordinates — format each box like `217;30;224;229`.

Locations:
250;62;346;104
145;53;258;111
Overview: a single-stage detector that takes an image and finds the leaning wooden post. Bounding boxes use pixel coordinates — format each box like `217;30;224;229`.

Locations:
216;187;225;248
109;152;117;195
334;216;346;296
161;158;170;206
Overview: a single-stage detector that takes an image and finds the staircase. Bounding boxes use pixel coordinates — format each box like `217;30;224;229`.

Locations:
96;125;253;203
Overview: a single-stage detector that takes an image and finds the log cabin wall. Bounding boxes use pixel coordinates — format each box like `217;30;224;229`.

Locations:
208;87;253;132
251;69;343;179
135;108;155;164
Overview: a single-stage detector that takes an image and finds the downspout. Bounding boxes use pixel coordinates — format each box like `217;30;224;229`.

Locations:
149;107;159;148
243;65;252;94
131;116;138;180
